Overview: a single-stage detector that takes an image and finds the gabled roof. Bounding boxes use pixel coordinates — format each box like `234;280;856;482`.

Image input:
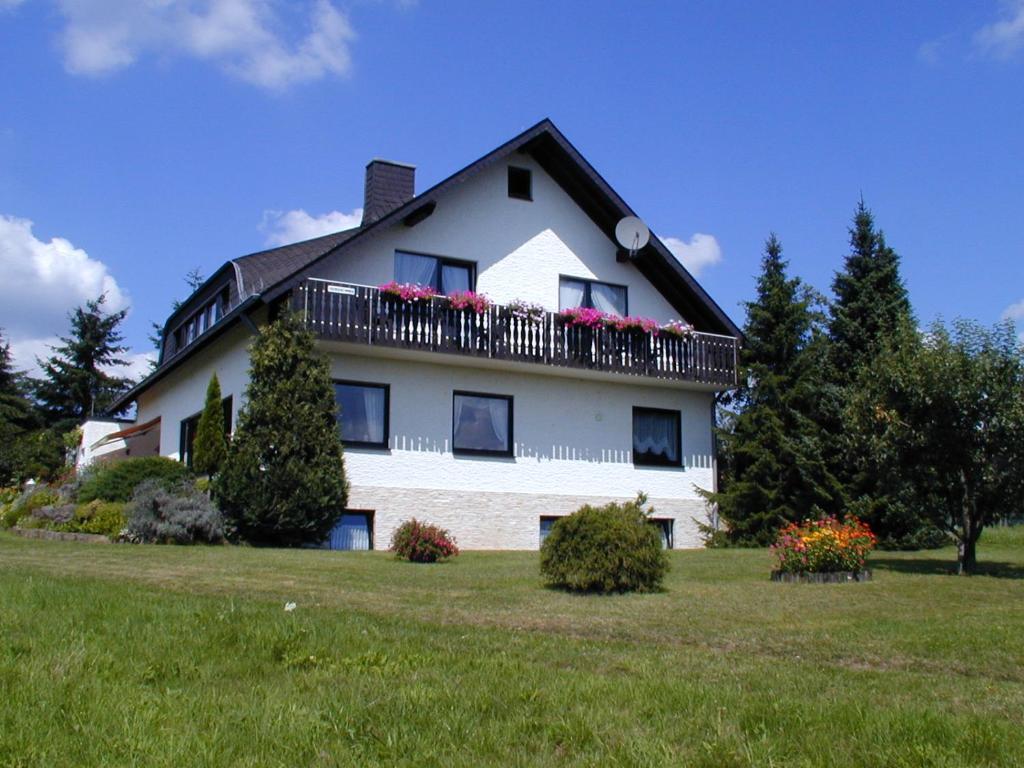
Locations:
232;228;361;299
113;119;740;414
262;118;742;338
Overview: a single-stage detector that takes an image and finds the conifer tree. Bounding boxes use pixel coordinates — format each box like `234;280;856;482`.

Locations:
705;235;842;544
192;373;227;477
828;199;913;372
824;201;928;546
214;313;348;546
0;329;39;483
34;295;133;427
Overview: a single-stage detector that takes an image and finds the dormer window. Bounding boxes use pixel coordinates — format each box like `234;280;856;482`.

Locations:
174;286;229;353
508;166;532;200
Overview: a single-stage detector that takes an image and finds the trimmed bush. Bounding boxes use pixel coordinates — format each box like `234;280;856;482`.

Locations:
540;494;668;593
77;457;191;503
390;519;459;563
64;501;128;537
125;480;226;544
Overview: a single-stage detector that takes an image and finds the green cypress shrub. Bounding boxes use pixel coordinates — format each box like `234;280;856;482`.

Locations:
76;456;190;503
540;494;668;593
192;373;228;477
214;313;348;546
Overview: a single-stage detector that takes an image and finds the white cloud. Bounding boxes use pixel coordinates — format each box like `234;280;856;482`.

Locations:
1002;298;1024;341
55;0;355;90
261;207;362;246
662;233;723;277
0;214;133;376
122;350;158;382
975;0;1024;59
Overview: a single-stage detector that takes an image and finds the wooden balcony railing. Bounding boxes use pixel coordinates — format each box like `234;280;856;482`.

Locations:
295;279;739;387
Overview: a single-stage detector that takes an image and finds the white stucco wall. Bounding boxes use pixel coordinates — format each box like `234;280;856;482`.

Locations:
135;324;254;459
308;156;687;323
328;350;715;549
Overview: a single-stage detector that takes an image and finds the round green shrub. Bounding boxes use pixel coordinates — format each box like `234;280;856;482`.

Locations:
77;457;191;503
125;480;226;544
390;519;459;563
63;501;128;537
540;495;668;593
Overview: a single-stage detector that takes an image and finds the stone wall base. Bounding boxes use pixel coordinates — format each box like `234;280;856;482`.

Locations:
347;485;712;550
12;527;111;544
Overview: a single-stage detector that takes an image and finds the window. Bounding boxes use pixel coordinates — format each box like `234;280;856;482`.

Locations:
649;518;674;549
174;286;229;353
508;166;532;200
539;516;561;545
333;382;389;449
453;391;512;456
632;407;681;467
559;277;628;318
326;511;374;550
179;395;233;469
394;251;474;294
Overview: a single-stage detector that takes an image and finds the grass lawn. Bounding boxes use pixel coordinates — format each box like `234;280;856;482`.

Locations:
1;527;1022;767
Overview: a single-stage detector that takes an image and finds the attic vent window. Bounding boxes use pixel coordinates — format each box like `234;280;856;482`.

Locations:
507;166;532;201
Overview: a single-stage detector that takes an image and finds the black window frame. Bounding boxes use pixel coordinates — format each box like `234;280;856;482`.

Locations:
507;166;532;201
394;250;477;294
179;395;233;469
452;390;514;458
332;379;390;450
558;275;629;316
174;285;230;354
632;406;682;468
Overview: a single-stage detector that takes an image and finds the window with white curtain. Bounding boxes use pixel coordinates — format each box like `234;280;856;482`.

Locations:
558;277;627;317
632;407;681;467
452;392;513;456
334;382;389;448
394;251;474;294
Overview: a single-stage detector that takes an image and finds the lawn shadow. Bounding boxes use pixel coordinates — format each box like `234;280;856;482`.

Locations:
871;557;1024;580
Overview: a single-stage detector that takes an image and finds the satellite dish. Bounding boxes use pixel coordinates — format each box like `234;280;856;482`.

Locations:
615;216;650;257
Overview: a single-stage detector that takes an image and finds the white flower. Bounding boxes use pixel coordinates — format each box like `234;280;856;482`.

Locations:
284;602;297;612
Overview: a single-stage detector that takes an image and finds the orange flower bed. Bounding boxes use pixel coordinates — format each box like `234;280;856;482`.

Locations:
772;516;877;574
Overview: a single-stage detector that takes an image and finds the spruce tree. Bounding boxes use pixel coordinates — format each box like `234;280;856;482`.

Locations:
825;201;928;547
192;373;228;477
0;329;39;484
214;313;348;546
829;199;913;372
705;235;842;544
34;295;133;427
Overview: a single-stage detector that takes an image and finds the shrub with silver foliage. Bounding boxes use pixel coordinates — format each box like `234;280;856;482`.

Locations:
126;480;226;544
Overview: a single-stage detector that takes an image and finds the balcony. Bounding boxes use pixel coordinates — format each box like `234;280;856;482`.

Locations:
294;279;739;387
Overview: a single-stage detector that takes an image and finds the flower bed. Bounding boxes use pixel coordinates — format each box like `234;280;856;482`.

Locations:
771;516;876;581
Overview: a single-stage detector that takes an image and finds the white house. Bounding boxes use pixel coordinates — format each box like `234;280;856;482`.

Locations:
107;120;741;550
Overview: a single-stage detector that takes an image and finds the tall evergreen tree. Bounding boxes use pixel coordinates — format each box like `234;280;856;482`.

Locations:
214;313;348;546
34;295;133;427
705;235;842;544
192;373;228;477
824;201;928;547
0;329;39;484
828;199;914;372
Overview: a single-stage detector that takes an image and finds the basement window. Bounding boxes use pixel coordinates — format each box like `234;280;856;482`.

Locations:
507;166;532;201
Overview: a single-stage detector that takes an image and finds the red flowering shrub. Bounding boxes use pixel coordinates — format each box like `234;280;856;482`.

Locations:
390;518;459;563
377;281;437;302
446;291;492;314
772;516;877;573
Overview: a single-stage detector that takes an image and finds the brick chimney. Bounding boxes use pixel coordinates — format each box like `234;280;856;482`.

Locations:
362;159;415;225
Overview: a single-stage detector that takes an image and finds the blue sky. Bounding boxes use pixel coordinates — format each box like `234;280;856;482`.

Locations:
1;0;1022;377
